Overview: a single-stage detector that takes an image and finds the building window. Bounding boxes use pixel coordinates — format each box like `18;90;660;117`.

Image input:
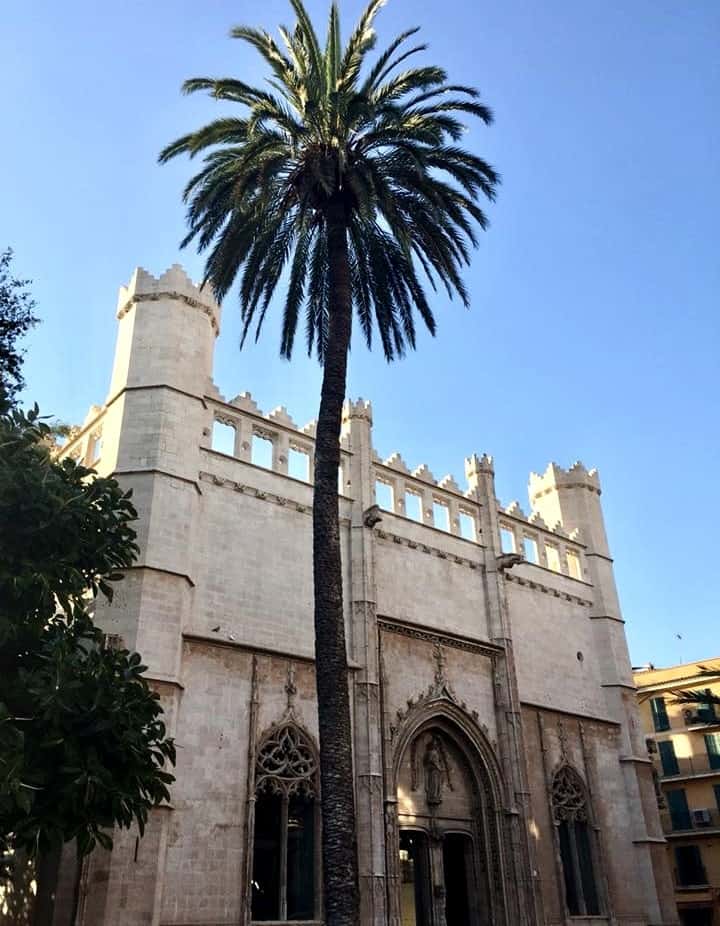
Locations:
566;550;582;580
522;536;538;564
658;740;679;776
551;766;600;916
405;491;422;522
713;784;720;812
252;723;319;921
500;527;515;553
251;433;274;469
666;788;691;830
289;447;310;481
696;690;717;724
545;544;561;573
705;732;720;770
89;433;103;463
433;501;450;532
650;697;670;732
458;511;476;541
212;419;235;455
375;479;394;512
674;845;707;887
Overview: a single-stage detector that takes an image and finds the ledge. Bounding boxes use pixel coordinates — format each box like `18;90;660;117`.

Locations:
619;755;653;766
113;468;202;495
124;564;195;587
182;631;363;670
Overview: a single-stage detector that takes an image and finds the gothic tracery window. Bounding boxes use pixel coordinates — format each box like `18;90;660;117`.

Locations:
551;766;600;917
252;723;319;922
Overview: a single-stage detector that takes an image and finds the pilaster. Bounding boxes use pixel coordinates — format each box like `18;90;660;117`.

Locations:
342;399;387;926
466;454;541;925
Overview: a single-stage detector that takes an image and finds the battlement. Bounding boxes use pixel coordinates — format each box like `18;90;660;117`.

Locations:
529;461;601;502
116;264;221;335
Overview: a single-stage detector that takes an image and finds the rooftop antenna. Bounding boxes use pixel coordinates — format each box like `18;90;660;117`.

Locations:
676;633;683;665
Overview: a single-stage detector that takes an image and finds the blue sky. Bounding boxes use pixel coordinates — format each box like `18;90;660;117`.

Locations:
2;0;718;668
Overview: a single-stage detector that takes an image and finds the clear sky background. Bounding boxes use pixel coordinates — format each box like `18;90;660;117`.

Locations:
2;0;718;668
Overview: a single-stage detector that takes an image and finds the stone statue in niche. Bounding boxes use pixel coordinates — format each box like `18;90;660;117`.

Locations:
424;735;445;806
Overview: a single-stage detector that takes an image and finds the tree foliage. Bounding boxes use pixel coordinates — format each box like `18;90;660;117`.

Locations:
0;406;175;868
672;667;720;709
160;0;499;363
0;250;39;409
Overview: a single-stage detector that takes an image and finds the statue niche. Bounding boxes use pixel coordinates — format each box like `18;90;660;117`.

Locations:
404;730;455;816
423;735;448;807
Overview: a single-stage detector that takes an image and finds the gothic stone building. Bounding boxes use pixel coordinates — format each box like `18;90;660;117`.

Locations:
56;266;678;926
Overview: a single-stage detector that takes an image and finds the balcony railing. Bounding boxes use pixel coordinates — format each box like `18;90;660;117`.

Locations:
658;754;720;778
673;866;710;889
682;708;720;729
661;808;720;833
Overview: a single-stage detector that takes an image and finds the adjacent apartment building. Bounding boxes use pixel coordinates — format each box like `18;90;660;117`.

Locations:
51;264;678;925
634;661;720;926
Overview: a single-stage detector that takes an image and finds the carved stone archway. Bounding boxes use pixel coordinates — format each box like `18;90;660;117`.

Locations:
386;699;510;926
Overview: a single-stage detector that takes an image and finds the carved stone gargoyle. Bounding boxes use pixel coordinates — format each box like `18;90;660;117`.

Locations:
363;504;383;528
496;552;523;573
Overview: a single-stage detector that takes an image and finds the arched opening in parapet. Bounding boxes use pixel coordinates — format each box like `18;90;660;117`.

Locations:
391;712;507;926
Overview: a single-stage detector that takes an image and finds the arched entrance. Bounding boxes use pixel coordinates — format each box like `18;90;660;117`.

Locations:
389;710;508;926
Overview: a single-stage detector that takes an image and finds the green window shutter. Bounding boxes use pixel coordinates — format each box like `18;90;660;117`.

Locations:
658;740;679;776
651;697;670;732
705;733;720;770
666;789;691;830
674;845;706;886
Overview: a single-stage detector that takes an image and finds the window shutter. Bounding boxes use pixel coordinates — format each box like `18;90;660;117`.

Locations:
658;740;679;776
666;789;691;830
705;732;720;770
674;845;706;886
651;697;670;732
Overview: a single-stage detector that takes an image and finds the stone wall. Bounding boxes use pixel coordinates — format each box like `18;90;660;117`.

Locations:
52;266;677;926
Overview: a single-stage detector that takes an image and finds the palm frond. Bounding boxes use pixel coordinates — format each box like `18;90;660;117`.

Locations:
161;0;498;362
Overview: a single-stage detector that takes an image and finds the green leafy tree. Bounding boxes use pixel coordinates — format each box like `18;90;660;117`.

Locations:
0;250;39;410
160;3;497;921
0;406;175;922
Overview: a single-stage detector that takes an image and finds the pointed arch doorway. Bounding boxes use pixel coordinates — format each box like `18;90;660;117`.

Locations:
391;713;507;926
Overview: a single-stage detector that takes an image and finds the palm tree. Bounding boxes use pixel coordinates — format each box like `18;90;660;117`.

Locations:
160;2;498;922
673;666;720;718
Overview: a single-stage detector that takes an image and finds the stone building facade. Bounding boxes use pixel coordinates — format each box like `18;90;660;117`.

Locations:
55;265;678;925
634;660;720;925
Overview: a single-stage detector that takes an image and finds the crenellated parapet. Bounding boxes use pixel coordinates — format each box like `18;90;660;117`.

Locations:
343;397;373;423
117;264;221;335
529;461;601;503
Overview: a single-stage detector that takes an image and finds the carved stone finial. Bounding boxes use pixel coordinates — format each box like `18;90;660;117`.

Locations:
465;453;494;479
558;720;569;761
433;644;447;690
285;662;297;713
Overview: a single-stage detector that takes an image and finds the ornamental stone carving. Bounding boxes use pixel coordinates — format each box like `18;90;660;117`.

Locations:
255;722;318;798
551;765;589;823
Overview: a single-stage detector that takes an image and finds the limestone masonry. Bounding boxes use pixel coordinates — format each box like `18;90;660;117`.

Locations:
55;265;678;925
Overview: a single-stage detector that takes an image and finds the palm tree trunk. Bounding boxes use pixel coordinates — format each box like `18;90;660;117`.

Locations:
32;844;61;926
312;197;359;926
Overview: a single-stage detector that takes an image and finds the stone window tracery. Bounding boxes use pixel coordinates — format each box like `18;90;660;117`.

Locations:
551;766;600;917
256;723;318;797
252;722;319;922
